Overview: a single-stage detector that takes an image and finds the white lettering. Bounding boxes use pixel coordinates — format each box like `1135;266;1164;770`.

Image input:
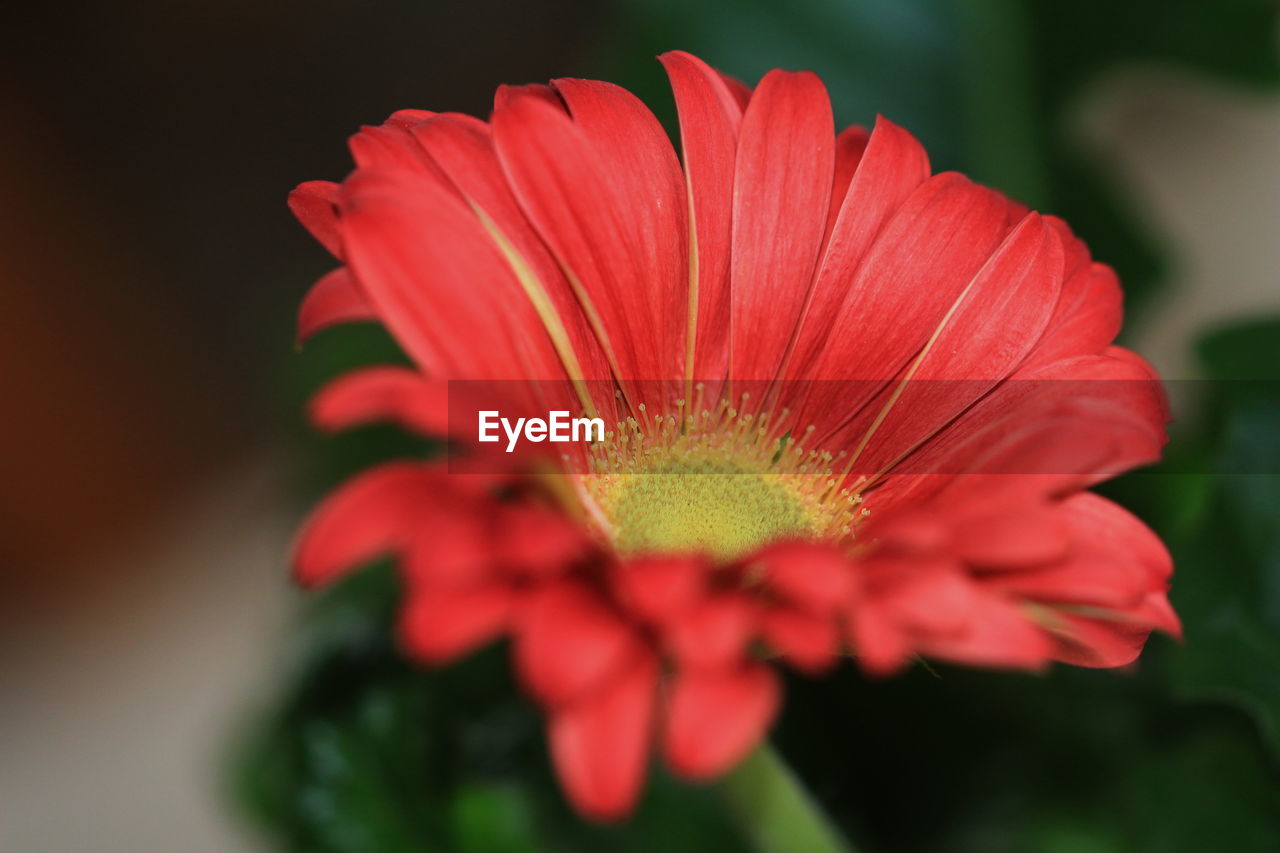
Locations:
502;417;525;453
479;410;607;452
549;410;570;441
477;411;500;443
573;416;604;442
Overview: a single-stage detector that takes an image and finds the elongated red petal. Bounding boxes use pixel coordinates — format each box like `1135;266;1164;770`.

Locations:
848;600;913;676
611;554;706;624
493;80;688;385
409;113;613;393
791;117;930;378
515;582;647;707
793;173;1012;436
874;561;978;635
402;506;491;588
663;662;780;779
338;169;569;418
825;125;871;239
761;609;840;674
983;493;1171;619
309;366;449;436
296;268;377;345
1044;598;1179;668
399;583;514;664
660;50;747;381
384;108;433;129
751;541;855;612
832;212;1063;473
870;351;1168;515
549;653;658;821
729;69;833;381
1060;492;1172;581
288;180;344;259
348;121;444;179
1022;262;1122;371
491;503;592;580
292;463;438;587
913;590;1057;670
665;593;757;668
953;506;1071;570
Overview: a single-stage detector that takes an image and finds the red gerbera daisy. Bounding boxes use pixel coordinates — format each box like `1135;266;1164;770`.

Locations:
289;52;1179;820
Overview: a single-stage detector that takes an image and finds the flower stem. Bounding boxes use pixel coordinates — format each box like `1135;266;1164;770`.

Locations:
718;743;856;853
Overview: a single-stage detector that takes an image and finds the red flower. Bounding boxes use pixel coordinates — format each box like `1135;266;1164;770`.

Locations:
289;52;1178;819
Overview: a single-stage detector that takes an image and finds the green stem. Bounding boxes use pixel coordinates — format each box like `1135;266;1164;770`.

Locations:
718;743;856;853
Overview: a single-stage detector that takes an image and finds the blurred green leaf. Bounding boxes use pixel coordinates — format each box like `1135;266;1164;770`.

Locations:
1160;319;1280;751
234;565;754;852
1122;726;1280;852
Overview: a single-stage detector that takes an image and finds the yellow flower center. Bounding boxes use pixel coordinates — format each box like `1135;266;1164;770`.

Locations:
608;460;818;558
573;387;866;560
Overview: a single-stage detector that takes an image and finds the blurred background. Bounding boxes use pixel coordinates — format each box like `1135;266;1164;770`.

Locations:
2;1;1279;850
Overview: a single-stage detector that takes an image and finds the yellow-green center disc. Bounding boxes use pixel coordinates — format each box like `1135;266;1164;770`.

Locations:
608;459;819;560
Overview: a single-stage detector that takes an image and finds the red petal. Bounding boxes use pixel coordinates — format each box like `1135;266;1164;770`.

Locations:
952;505;1071;569
916;592;1056;671
665;593;757;668
825;124;872;239
611;554;706;624
793;173;1012;436
870;352;1168;516
384;108;433;129
338;169;569;409
729;69;833;381
309;366;449;436
876;561;979;635
1044;611;1155;669
492;503;591;579
399;583;513;664
296;268;377;345
848;599;913;676
493;79;688;385
403;505;491;588
663;662;780;780
792;117;930;377
659;50;747;381
1056;492;1172;581
292;463;438;587
549;653;658;821
409;113;613;394
1136;590;1182;638
752;541;855;612
348;121;444;179
984;492;1172;610
989;558;1149;609
871;511;951;554
288;180;344;259
761;608;840;674
515;582;646;707
1022;261;1122;371
836;212;1063;474
495;82;565;112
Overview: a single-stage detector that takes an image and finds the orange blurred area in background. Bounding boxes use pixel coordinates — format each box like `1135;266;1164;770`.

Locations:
0;0;603;608
0;81;244;599
0;3;604;846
